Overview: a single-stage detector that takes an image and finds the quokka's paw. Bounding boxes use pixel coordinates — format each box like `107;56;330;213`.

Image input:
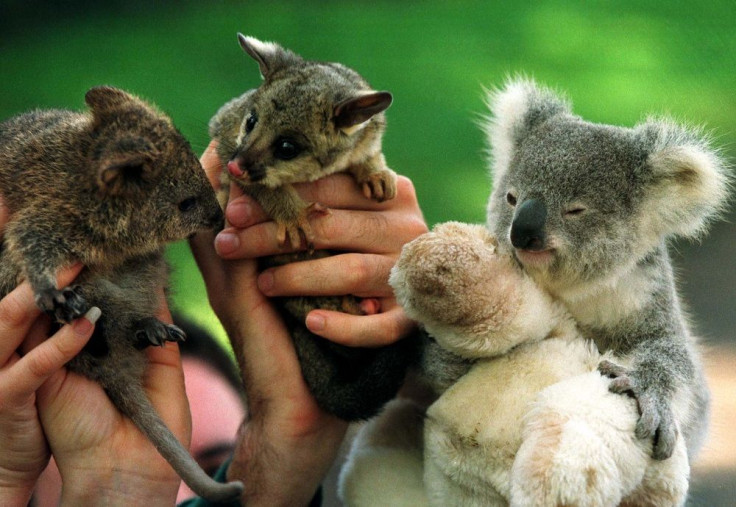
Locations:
598;360;678;460
276;203;330;250
360;168;397;202
35;285;89;323
134;318;187;348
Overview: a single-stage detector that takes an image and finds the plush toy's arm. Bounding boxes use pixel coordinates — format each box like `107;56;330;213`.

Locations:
390;222;563;359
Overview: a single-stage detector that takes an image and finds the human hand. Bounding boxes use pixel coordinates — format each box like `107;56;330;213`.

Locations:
191;140;427;505
0;266;94;507
32;296;191;505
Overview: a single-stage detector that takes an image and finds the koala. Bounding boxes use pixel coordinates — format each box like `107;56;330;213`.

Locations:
484;78;729;461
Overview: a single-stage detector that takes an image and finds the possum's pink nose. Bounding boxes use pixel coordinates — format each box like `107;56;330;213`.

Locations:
227;160;244;177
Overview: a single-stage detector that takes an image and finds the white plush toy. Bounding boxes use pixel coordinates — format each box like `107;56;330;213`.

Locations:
337;78;724;506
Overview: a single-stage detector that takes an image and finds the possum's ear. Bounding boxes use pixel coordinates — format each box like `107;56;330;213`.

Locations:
333;91;392;135
482;78;571;183
237;33;302;80
96;136;160;196
636;119;730;241
85;86;136;113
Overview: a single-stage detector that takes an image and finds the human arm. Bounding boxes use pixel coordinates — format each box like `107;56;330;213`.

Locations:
190;141;427;506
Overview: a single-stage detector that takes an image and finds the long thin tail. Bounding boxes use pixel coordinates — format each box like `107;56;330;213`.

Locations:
107;380;244;503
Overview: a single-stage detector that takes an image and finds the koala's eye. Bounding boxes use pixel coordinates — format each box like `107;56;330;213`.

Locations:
273;138;302;160
506;192;518;207
178;196;197;212
245;112;258;133
564;205;587;217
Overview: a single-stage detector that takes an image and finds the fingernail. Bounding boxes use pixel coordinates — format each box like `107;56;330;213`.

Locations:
214;231;240;256
306;313;326;332
74;306;101;335
257;271;274;294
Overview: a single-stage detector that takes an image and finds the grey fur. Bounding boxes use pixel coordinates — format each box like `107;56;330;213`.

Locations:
0;87;243;501
209;35;417;421
483;78;730;460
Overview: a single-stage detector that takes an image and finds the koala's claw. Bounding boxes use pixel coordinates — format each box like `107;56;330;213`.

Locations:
598;360;678;460
35;285;89;323
135;318;187;348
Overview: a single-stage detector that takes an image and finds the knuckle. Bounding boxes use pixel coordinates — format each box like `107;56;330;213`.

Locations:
0;290;32;328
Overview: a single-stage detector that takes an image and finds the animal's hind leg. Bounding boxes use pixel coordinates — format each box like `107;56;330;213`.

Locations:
134;317;186;348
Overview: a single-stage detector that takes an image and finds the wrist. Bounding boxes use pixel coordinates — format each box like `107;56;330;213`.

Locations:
0;483;35;507
57;462;179;507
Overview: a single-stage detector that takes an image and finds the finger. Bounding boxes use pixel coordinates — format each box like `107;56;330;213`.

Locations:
304;306;415;348
8;307;99;395
257;253;396;299
215;207;426;259
0;194;8;235
224;192;270;229
200;140;224;190
0;282;42;363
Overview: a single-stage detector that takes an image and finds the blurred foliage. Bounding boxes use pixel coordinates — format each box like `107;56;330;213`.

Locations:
1;0;734;340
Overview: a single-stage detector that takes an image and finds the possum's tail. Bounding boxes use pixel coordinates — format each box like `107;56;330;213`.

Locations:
106;379;244;503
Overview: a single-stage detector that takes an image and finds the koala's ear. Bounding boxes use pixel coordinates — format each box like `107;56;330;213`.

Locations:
96;136;160;196
237;33;302;80
333;91;392;135
85;86;136;114
638;119;730;240
482;78;571;182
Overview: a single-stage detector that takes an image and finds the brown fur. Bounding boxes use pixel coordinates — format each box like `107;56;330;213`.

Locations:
0;86;242;501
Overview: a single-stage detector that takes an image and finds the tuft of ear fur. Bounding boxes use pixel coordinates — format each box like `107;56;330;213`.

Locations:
333;91;392;135
96;136;160;195
85;86;137;114
636;119;731;241
481;78;571;183
237;33;302;80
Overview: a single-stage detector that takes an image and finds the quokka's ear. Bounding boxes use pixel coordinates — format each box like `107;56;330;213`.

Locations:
85;86;137;114
237;33;302;80
96;136;160;196
636;119;730;240
482;78;571;182
333;91;392;135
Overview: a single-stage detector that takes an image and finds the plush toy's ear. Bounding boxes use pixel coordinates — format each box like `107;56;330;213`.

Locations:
237;33;302;80
482;78;571;183
333;91;392;135
96;136;160;196
636;119;730;241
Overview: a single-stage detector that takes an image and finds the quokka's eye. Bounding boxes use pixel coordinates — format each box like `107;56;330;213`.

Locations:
506;192;518;206
178;197;197;212
273;138;302;160
245;112;258;133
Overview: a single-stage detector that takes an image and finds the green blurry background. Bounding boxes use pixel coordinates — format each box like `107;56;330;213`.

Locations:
2;1;734;505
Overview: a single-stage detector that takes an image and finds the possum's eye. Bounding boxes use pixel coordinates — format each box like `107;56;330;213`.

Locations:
178;197;197;212
245;112;258;134
273;138;302;160
506;192;518;207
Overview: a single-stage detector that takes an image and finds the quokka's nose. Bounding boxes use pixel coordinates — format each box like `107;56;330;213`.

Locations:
510;198;547;251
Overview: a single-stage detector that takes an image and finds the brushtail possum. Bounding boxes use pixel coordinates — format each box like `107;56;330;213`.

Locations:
0;86;243;502
209;35;416;421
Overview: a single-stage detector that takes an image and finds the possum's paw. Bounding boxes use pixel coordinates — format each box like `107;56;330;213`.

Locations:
276;203;330;250
598;360;678;460
35;285;89;323
134;318;187;348
359;168;397;202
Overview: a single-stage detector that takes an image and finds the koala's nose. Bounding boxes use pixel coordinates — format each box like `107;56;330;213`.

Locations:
510;198;547;251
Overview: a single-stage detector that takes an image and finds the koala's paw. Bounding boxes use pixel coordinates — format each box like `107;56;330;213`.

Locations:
35;285;89;323
134;318;187;349
598;360;678;460
360;168;397;202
